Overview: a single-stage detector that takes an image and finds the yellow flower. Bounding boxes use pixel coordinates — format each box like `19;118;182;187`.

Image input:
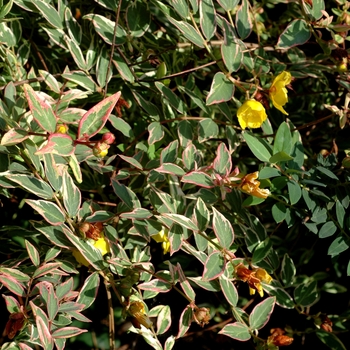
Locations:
255;268;273;284
240;172;270;199
72;236;110;267
56;124;69;134
151;228;170;254
237;100;267;129
269;71;292;115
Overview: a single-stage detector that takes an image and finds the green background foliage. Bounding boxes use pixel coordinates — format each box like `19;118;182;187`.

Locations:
0;0;350;349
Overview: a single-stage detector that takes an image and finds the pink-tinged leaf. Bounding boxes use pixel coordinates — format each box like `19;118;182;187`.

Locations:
119;208;153;220
55;277;74;301
54;338;66;350
181;171;215;188
161;213;198;231
0;268;30;283
212;207;234;249
0;275;26;296
118;155;143;170
202;251;225;281
36;133;75;156
219;276;238;307
62;169;81;218
26;199;65;226
0;128;29;146
177;263;196;301
213;143;232;177
25;240;40;266
77;91;121;140
46;284;59;321
52;326;88;339
249;296;275;330
155;163;186;176
59;301;85;313
236;0;252;40
24;84;57;133
33;262;62;279
157;305;172;335
219;322;251;341
37;316;54;350
137;279;172;293
148;121;164;145
2;295;21;313
177;306;193;338
18;343;34;350
76;272;100;310
206;72;234;106
68;311;92;322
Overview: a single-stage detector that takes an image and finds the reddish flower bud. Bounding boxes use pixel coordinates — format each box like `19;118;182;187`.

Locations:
4;312;25;339
272;335;294;346
101;132;116;145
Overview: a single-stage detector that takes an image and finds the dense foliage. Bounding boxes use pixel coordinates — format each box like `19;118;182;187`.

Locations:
0;0;350;349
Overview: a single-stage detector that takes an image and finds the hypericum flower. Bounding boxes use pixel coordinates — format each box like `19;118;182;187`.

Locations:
72;235;110;267
235;264;273;297
237;100;267;129
267;328;294;347
269;71;292;115
151;228;170;254
128;301;153;329
240;172;270;199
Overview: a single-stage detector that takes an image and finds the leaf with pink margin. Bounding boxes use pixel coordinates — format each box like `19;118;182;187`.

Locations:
0;128;29;146
181;171;215;188
137;279;172;293
35;133;75;156
24;84;57;133
77;91;121;140
212;207;234;249
249;296;275;330
2;295;21;313
26;199;65;226
202;251;225;281
0;275;26;297
219;321;251;341
177;306;193;338
213;142;232;177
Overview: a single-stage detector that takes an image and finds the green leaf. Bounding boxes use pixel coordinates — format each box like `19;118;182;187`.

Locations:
65;7;82;43
213;142;232;176
0;128;29;146
161;213;198;231
200;0;216;40
109;115;133;137
7;174;54;200
83;14;127;45
316;166;339;180
269;151;294;163
243;132;272;162
212;207;234;249
24;84;57;133
249;297;275;330
194;197;210;232
77;91;121;140
62;170;81;218
96;47;111;88
126;1;150;37
33;0;63;29
181;171;215;188
198;118;219;142
217;0;240;12
62;71;98;91
157;305;172;335
287;179;301;205
148;121;164;145
303;0;325;21
65;37;87;70
263;284;294;309
316;331;347;350
36;133;75;156
272;202;287;223
273;122;292;155
219;275;238;306
112;180;141;209
38;70;61;94
280;254;296;286
277;19;311;49
155;163;185;176
219;322;251;341
161;140;178;164
202;251;225;280
167;17;204;48
26;199;65;225
25;240;40;266
0;275;25;297
252;238;272;264
236;0;252;40
0;0;13;19
113;53;135;83
155;82;185;114
76;272;100;310
328;236;349;257
318;221;337;239
206;72;234;105
52;327;88;339
294;281;318;307
336;200;345;228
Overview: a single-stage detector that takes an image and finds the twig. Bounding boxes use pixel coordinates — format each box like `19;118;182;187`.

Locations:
104;278;115;350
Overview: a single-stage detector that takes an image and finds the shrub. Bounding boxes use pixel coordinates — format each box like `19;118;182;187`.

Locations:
0;0;349;349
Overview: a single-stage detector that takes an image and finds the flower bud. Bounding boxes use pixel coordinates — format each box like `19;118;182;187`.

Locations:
128;301;153;329
4;312;25;339
193;307;210;327
56;124;69;134
101;132;116;145
93;142;110;158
